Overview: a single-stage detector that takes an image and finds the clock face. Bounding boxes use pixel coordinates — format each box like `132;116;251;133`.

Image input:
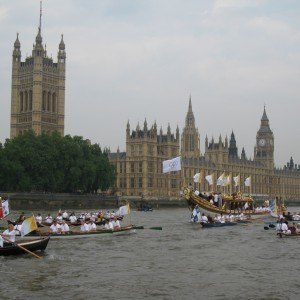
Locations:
259;139;266;147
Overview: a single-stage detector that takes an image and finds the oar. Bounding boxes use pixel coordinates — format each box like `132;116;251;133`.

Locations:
1;235;42;259
134;226;162;230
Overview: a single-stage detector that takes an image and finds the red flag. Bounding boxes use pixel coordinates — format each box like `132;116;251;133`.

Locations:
0;205;3;219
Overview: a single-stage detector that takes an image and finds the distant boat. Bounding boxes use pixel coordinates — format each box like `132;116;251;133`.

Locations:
183;187;271;217
199;222;238;228
277;232;300;238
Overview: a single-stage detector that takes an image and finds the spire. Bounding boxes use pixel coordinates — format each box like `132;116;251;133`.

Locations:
126;120;130;137
39;1;42;33
35;1;43;45
167;123;171;135
14;33;20;49
188;95;192;113
241;147;246;160
258;105;272;134
261;105;268;122
230;130;235;141
59;34;65;51
143;118;147;132
13;33;21;61
219;134;222;145
185;95;195;127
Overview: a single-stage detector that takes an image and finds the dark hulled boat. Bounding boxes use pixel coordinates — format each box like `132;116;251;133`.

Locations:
0;237;50;256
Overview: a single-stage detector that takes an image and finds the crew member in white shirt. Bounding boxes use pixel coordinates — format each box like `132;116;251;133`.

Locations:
14;221;22;236
60;220;70;234
35;213;42;225
56;213;63;224
104;219;114;230
45;214;53;225
49;220;61;234
80;220;90;232
69;214;77;224
62;211;69;220
201;213;208;223
112;217;121;230
2;224;18;242
276;220;290;234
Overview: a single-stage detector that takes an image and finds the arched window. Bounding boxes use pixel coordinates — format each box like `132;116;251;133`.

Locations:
29;90;33;111
52;93;56;112
20;92;23;112
42;91;46;111
24;91;28;111
47;92;51;111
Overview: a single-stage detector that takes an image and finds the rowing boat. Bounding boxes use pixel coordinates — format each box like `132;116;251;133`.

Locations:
200;222;238;228
277;232;300;238
0;237;50;256
23;225;136;239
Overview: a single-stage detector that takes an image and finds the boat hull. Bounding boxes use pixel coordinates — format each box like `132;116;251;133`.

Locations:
21;226;136;239
199;222;238;228
0;237;50;256
277;232;300;238
184;187;270;217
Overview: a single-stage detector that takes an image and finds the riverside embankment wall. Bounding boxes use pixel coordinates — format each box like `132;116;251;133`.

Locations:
2;193;187;211
2;192;300;211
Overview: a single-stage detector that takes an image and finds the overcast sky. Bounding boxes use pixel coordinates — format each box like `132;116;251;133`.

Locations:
1;0;300;167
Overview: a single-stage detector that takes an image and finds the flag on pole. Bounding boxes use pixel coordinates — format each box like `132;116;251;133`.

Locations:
222;174;231;186
21;216;38;237
1;200;10;218
205;174;214;186
193;170;204;183
117;203;131;216
162;156;181;173
244;176;251;187
0;206;3;219
217;173;225;186
233;175;240;187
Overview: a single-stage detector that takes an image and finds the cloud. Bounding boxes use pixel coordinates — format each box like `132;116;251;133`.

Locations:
213;0;265;10
0;5;8;20
249;16;291;35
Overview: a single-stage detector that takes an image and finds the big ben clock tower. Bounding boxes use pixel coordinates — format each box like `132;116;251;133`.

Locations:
254;106;274;169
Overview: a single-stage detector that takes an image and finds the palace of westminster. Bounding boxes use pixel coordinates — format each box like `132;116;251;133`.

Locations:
9;15;300;200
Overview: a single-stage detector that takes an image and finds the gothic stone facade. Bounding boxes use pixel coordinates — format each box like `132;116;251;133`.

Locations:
109;98;300;200
10;21;66;138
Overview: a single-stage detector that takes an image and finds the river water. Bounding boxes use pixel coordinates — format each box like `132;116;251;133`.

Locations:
1;208;300;300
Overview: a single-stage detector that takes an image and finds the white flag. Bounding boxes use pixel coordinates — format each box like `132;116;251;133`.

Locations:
244;177;251;187
233;175;240;187
0;235;3;248
222;175;231;187
162;156;181;173
193;171;203;183
217;173;225;186
1;200;10;217
205;174;213;186
117;203;131;216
